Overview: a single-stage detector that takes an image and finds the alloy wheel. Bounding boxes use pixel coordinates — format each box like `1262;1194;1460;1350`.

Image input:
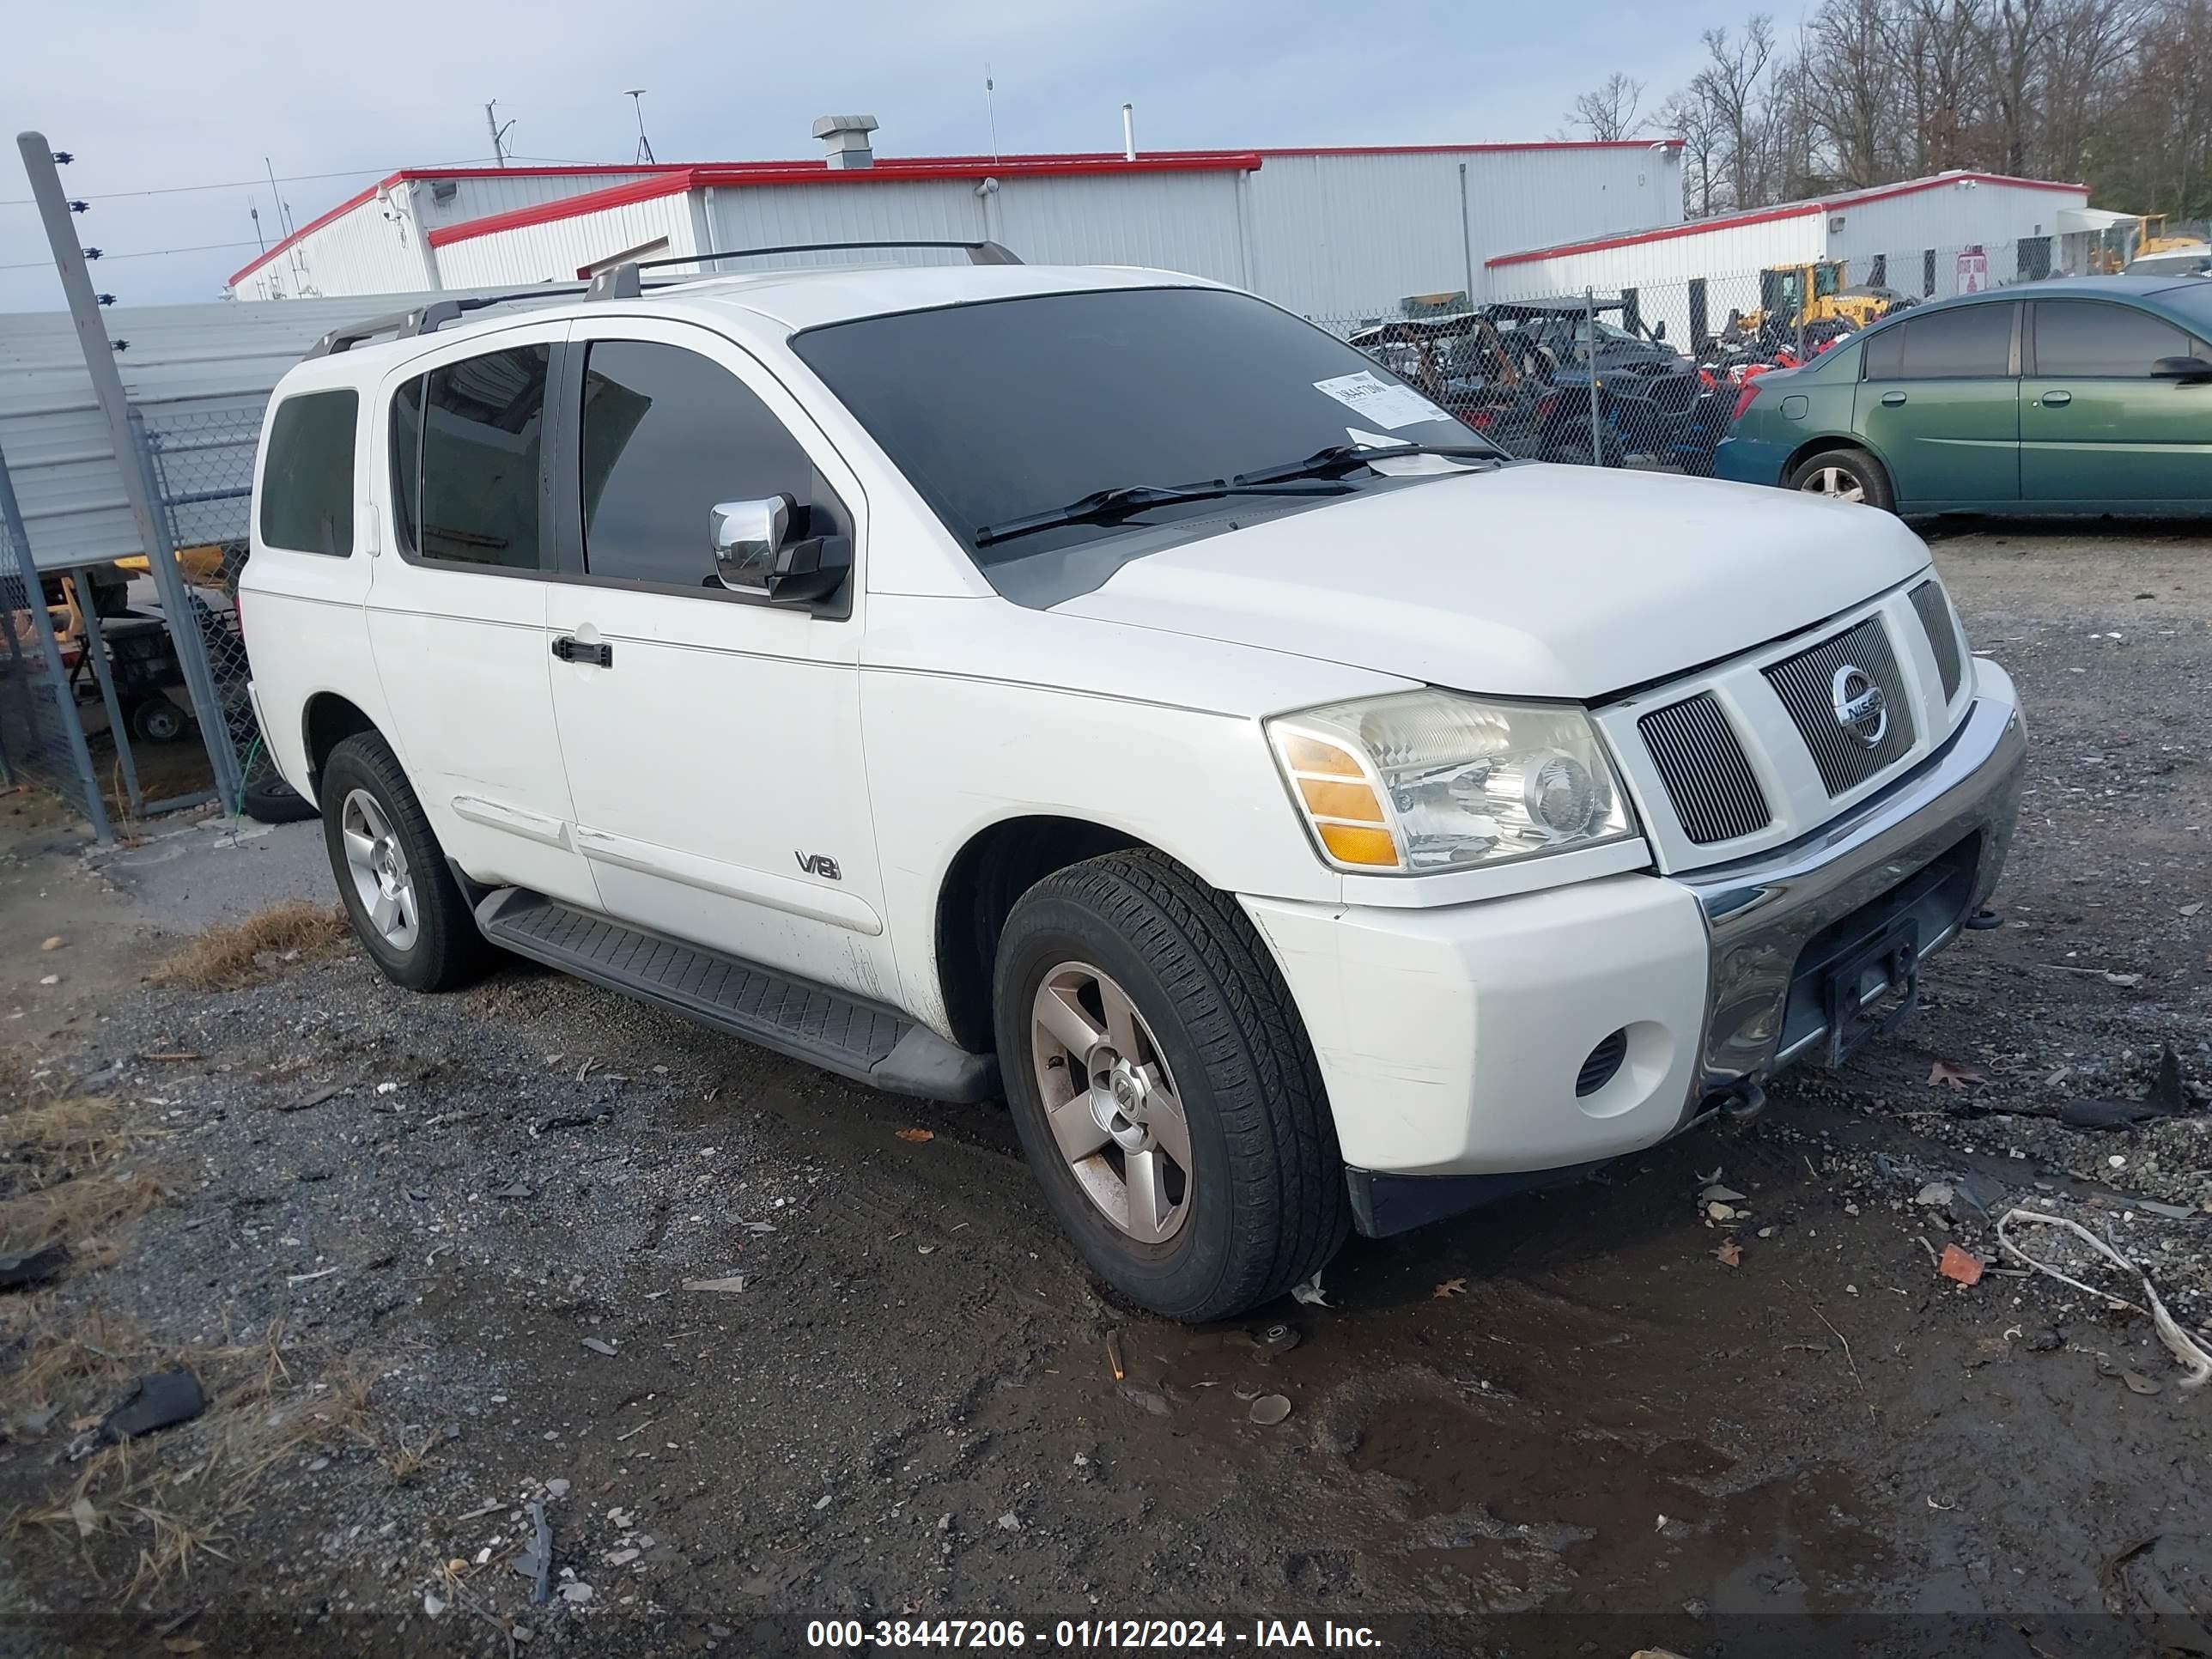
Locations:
1029;961;1194;1244
1800;465;1866;502
339;787;420;949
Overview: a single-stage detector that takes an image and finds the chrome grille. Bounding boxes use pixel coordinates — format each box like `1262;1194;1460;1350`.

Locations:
1765;617;1916;796
1910;580;1964;702
1638;692;1772;845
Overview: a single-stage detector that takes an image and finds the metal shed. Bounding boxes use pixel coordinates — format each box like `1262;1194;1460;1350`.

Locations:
1486;171;2098;340
225;131;1687;328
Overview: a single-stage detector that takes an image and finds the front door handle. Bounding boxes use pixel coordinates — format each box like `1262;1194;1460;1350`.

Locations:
2039;389;2072;407
1880;390;1907;406
551;635;613;668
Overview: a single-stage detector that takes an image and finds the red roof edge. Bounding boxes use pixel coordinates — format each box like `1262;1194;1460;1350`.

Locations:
427;153;1267;251
1489;171;2089;267
228;171;405;286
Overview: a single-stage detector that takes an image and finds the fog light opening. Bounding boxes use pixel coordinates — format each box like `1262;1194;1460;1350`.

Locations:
1576;1029;1629;1097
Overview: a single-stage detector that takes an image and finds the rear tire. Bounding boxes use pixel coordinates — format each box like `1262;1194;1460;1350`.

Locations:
993;850;1346;1322
319;732;489;993
241;775;318;825
1788;446;1894;511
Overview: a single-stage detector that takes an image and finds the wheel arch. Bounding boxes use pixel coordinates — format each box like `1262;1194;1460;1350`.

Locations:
301;691;381;799
932;814;1154;1054
1782;434;1894;492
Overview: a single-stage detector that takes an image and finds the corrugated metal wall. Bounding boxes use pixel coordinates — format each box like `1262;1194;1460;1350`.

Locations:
0;287;549;571
232;198;432;301
704;178;986;271
1488;215;1826;299
411;169;663;234
1832;182;2088;295
996;170;1247;284
1246;148;1686;325
436;191;705;288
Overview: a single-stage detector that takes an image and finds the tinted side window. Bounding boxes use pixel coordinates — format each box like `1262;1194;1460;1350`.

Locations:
258;390;358;556
1898;305;2013;379
1860;322;1905;380
579;341;842;587
404;344;550;569
389;376;422;555
2034;301;2189;377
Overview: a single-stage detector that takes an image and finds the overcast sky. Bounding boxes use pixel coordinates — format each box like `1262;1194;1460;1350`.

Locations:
2;0;1727;313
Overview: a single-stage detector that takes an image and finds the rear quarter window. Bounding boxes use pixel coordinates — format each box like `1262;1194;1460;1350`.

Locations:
258;389;359;556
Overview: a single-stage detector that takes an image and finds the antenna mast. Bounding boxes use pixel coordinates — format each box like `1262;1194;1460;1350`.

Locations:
485;100;516;166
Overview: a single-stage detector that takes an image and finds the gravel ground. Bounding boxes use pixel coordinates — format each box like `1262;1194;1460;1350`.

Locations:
3;515;2210;1658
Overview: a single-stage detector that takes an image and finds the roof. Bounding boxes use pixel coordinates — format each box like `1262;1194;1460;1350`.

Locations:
228;138;1688;287
1487;171;2091;268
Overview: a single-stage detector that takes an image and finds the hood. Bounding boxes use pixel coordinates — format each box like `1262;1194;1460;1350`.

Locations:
1052;464;1932;701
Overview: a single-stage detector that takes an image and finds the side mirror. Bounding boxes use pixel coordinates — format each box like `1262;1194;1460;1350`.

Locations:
708;494;851;608
2151;355;2212;383
711;496;791;592
1652;320;1668;342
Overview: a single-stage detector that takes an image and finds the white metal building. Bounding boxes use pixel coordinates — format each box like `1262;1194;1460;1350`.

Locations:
227;126;1686;325
1485;171;2100;337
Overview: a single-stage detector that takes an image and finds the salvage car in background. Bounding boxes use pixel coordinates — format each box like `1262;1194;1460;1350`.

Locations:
1716;276;2212;514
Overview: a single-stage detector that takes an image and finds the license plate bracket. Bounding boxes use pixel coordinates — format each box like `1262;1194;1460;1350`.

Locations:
1820;919;1921;1069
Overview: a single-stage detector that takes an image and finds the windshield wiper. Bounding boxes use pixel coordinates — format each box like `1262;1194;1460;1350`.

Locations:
1231;441;1504;488
973;479;1348;548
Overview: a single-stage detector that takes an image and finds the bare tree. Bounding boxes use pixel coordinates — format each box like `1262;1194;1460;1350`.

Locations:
1655;86;1729;216
1979;0;2059;173
1693;15;1782;207
1565;72;1650;141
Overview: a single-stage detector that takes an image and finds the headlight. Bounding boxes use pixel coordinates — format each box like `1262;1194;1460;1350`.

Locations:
1267;690;1634;874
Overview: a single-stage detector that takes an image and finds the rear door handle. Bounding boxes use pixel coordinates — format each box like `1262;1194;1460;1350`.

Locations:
1880;390;1907;406
551;635;613;668
2039;389;2072;407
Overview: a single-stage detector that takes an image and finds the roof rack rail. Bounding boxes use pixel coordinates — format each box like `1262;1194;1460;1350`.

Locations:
305;283;598;359
584;239;1022;300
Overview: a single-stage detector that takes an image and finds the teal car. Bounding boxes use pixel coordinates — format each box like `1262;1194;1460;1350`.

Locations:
1714;276;2212;514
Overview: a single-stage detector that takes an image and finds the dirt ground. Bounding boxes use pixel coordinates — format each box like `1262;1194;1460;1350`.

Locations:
3;519;2209;1659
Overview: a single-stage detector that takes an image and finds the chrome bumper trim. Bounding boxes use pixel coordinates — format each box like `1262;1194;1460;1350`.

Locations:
1672;676;2025;1098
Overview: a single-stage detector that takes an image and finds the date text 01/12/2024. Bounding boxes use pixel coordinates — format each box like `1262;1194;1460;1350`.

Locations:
805;1620;1384;1649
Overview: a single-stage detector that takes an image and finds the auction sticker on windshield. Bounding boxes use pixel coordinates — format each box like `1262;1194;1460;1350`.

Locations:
1310;370;1452;430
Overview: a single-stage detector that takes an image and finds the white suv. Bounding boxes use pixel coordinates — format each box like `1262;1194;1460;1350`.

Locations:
241;248;2024;1321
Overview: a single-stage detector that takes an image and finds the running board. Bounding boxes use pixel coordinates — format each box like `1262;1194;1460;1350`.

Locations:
473;888;998;1103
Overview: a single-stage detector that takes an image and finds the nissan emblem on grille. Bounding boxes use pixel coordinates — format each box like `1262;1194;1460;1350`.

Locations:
1830;665;1887;749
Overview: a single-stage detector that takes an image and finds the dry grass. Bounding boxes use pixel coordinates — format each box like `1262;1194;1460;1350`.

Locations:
7;1305;155;1409
3;1092;135;1191
149;901;349;992
0;1170;165;1259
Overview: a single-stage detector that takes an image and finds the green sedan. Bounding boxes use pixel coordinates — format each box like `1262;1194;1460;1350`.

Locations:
1714;276;2212;514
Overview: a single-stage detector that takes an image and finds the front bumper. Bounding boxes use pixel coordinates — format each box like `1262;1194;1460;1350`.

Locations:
1243;659;2024;1235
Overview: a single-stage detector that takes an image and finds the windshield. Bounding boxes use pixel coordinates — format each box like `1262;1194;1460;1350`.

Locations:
790;287;1486;568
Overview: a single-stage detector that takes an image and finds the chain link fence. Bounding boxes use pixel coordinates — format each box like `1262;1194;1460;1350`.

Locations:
131;398;306;818
0;400;307;839
0;441;113;839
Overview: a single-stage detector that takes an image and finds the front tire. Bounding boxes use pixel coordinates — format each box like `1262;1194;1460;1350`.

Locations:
1788;446;1895;511
993;851;1346;1322
319;732;489;993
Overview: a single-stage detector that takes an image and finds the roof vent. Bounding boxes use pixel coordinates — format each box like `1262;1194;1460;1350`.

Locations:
812;114;879;170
